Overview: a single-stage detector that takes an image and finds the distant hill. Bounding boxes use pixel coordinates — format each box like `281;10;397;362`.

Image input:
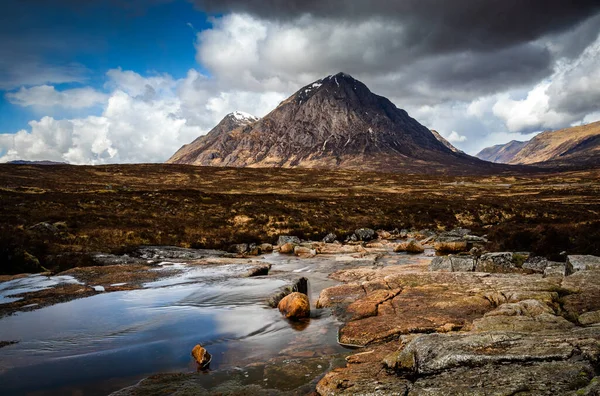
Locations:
476;140;528;163
7;160;68;165
168;72;497;174
476;121;600;166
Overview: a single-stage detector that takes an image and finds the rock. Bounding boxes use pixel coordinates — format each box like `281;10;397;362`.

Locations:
247;264;271;277
429;255;484;272
354;228;376;241
191;344;211;368
387;330;600;375
228;243;249;254
434;240;468;253
258;243;273;253
579;311;600;326
475;252;516;273
294;246;316;258
567;255;600;273
408;361;594;396
436;228;470;241
247;243;261;256
267;277;308;308
279;242;296;254
429;256;452;272
322;233;337;243
522;256;549;273
377;230;392;239
29;221;60;235
543;262;567;278
471;299;574;332
277;292;310;319
277;235;301;246
463;234;488;243
394;239;425;254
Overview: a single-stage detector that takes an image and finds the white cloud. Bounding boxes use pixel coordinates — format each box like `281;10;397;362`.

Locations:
446;131;467;143
0;68;287;164
6;85;107;108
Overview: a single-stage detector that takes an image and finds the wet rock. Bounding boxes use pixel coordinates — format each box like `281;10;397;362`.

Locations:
568;255;600;273
316;284;366;310
294;246;316;258
247;264;271;277
267;277;308;308
322;233;337;243
433;240;468;253
278;292;310;319
228;243;249;254
191;344;211;369
279;242;296;254
277;236;301;246
394;239;424;254
258;243;273;253
429;255;476;272
354;228;375;241
135;246;225;261
475;252;517;273
522;256;549;273
543;262;567;278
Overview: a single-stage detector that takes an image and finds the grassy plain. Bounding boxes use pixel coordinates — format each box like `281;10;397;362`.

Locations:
1;164;599;274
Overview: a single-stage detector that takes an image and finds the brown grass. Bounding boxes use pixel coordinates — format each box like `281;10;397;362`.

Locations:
0;163;599;274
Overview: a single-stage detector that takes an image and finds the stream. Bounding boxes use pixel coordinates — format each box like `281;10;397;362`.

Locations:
0;248;425;395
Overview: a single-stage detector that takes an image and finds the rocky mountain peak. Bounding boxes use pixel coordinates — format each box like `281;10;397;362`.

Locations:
168;73;493;173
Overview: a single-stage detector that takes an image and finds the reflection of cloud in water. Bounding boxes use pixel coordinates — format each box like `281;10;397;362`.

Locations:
0;274;82;304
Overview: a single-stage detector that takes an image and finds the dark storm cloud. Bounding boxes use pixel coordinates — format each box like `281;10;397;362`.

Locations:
192;0;600;54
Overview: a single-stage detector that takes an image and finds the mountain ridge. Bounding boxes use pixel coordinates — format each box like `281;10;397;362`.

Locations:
476;121;600;166
168;72;499;174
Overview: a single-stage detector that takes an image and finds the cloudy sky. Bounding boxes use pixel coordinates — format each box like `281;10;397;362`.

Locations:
1;0;599;163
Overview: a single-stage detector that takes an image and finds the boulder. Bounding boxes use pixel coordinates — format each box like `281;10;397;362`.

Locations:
354;228;376;241
277;235;301;246
429;256;452;272
228;243;248;255
475;252;516;273
377;230;392;239
247;264;271;277
394;239;424;254
279;242;296;254
191;345;211;368
434;240;468;253
29;221;60;235
579;311;600;326
294;246;316;258
258;243;273;253
247;243;261;256
278;292;310;319
543;262;567;278
322;233;337;243
567;255;600;273
522;256;548;273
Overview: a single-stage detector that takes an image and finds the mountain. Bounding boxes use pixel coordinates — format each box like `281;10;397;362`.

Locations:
476;121;600;166
476;140;528;163
430;130;464;154
168;72;495;173
169;111;258;164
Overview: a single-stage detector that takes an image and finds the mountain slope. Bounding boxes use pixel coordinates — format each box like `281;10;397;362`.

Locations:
475;121;600;166
431;130;464;154
509;121;600;165
476;140;528;163
168;73;495;173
